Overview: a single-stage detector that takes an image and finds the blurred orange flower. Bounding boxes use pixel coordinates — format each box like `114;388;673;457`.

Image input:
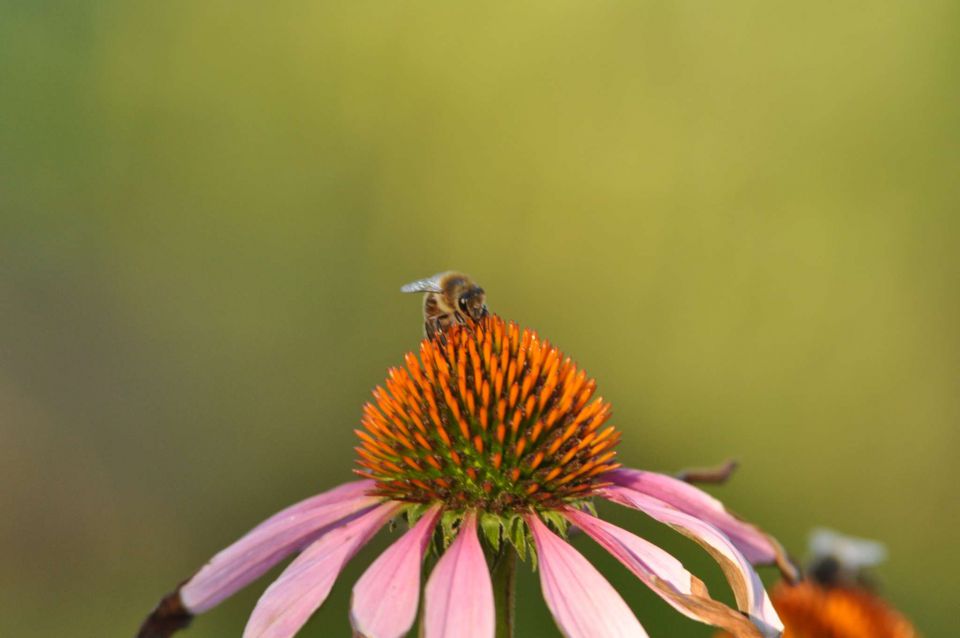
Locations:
750;579;918;638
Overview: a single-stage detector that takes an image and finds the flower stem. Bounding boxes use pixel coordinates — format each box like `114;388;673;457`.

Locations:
492;549;516;638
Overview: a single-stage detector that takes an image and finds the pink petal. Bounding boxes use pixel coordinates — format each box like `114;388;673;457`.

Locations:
424;512;494;638
562;509;694;613
600;485;782;635
181;480;379;613
526;513;648;638
565;508;777;638
602;468;785;568
243;502;401;638
351;505;442;638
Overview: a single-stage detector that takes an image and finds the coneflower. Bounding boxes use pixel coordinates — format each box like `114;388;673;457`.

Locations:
140;315;792;638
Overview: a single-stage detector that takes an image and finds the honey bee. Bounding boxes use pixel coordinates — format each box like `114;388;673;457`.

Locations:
807;527;887;587
401;271;488;338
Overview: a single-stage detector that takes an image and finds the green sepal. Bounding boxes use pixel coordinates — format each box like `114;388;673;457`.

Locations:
507;515;527;562
480;513;502;552
440;510;461;548
576;499;598;517
518;513;539;570
401;502;431;527
540;510;569;536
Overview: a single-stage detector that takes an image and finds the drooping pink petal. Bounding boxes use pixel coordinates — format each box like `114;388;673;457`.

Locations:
602;468;794;578
563;509;692;610
564;508;776;638
526;513;647;638
423;512;494;638
351;505;442;638
242;502;401;638
181;480;379;613
600;485;783;636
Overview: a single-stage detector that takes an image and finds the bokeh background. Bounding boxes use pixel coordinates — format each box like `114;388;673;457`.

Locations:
2;2;958;636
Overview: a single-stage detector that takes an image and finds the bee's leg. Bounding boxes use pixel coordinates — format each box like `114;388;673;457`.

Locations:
674;459;739;484
425;316;445;340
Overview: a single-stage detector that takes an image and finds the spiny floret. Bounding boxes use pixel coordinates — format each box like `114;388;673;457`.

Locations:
354;315;621;512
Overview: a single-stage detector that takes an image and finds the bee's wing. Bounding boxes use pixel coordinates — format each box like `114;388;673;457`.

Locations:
809;528;887;570
400;272;447;294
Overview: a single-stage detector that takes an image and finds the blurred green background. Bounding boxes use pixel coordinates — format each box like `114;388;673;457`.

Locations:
2;2;957;636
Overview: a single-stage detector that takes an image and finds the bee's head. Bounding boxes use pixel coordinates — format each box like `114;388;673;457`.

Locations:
457;286;488;321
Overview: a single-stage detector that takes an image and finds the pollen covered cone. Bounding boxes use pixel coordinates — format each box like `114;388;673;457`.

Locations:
354;314;620;512
717;580;919;638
